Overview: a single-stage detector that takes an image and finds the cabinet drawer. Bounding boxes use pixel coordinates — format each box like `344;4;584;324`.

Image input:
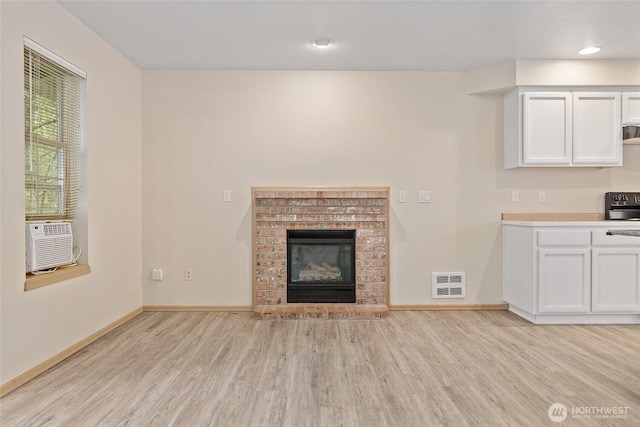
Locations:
538;230;591;247
593;230;640;247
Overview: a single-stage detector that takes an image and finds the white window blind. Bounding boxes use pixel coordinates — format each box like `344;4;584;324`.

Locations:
24;38;86;221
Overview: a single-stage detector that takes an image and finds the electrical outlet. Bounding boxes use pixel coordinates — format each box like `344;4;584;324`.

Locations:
511;190;520;202
538;191;546;203
185;268;193;281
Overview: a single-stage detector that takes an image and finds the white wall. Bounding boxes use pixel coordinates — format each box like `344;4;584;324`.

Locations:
0;0;142;385
141;70;640;307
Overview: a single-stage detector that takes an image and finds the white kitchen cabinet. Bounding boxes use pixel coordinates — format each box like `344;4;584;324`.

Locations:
538;249;590;313
572;92;621;165
622;92;640;125
503;222;640;324
504;89;622;168
591;230;640;313
537;229;591;313
522;92;572;165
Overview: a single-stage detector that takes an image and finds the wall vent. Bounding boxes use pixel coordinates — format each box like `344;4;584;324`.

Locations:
432;272;466;299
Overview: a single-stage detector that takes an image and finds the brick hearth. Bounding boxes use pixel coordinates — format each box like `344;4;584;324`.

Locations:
252;187;390;320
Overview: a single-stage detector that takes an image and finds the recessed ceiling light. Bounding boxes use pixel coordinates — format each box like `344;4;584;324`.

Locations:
578;46;601;55
310;38;335;49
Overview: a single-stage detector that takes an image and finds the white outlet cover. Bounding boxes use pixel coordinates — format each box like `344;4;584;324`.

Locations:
418;191;431;203
538;191;546;203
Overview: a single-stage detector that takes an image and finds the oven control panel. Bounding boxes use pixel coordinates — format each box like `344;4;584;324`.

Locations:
606;192;640;206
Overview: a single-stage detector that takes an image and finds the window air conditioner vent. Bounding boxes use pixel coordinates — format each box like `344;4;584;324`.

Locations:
26;222;74;272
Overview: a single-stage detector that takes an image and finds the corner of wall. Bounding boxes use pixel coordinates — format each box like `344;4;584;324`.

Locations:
465;61;516;95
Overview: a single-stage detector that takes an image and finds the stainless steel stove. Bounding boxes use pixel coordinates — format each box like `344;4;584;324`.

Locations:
605;192;640;221
605;192;640;238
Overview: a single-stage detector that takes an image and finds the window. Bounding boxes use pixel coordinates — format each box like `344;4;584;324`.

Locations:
24;38;86;221
23;38;89;289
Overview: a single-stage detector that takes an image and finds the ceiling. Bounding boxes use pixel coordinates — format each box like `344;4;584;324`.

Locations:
57;0;640;71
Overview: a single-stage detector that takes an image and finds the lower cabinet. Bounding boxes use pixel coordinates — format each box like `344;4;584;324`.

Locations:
538;249;590;313
503;224;640;324
592;240;640;313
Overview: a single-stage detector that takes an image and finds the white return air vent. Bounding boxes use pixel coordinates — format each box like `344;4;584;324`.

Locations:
432;272;466;299
26;222;74;272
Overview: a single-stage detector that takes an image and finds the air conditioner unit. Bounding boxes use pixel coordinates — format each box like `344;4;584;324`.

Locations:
432;272;466;299
26;222;74;272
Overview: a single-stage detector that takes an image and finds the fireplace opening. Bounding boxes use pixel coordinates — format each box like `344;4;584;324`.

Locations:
287;229;356;303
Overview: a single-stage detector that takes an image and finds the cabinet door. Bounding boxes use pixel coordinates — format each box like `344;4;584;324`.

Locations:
538;249;590;313
572;92;622;166
522;93;572;166
622;92;640;125
592;249;640;313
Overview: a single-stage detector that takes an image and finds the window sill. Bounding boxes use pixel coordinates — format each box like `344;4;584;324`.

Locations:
25;264;91;291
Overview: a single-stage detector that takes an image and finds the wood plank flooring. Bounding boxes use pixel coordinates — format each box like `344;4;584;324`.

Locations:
1;311;639;426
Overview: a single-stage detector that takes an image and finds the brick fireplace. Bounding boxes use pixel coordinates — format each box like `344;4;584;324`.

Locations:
252;187;390;319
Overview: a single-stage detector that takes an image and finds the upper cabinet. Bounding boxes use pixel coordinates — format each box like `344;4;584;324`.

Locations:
572;92;621;166
521;92;573;166
504;89;623;168
622;92;640;125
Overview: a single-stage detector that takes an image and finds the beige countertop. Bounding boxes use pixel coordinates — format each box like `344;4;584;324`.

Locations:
502;221;640;227
501;213;603;222
501;213;640;228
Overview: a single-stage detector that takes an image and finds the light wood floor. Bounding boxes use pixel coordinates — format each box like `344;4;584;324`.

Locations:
1;311;639;426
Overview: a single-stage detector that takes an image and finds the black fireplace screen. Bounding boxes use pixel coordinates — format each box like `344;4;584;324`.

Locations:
287;230;356;303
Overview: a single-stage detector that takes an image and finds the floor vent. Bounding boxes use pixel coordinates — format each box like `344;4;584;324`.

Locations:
432;272;466;299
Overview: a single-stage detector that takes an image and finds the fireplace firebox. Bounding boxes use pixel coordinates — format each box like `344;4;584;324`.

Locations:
287;230;356;303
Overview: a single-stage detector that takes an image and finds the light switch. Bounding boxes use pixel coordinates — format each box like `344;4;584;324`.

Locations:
399;190;407;203
418;191;431;203
223;189;231;202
